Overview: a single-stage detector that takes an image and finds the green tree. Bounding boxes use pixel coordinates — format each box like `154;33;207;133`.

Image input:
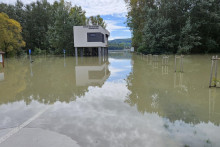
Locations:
0;13;25;56
178;17;201;54
125;0;148;50
139;3;176;54
0;0;108;56
24;0;53;53
47;0;86;55
87;15;107;28
125;0;220;54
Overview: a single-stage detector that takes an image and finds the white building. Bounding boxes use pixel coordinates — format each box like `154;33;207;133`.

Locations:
73;26;110;57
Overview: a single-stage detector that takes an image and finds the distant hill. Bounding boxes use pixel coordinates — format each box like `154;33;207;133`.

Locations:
108;38;131;50
109;38;131;44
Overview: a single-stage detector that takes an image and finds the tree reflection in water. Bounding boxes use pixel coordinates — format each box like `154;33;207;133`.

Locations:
0;56;110;105
126;54;220;125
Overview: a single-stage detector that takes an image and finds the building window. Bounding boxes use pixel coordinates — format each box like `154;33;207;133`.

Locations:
87;33;105;43
90;33;96;37
102;34;104;43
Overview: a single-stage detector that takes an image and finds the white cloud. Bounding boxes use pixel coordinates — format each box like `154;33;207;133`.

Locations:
104;20;131;39
105;20;126;32
109;36;130;40
71;0;128;16
1;0;128;17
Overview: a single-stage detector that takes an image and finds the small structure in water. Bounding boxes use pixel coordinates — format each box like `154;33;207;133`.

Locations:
175;55;184;72
73;26;110;57
0;51;5;68
162;56;169;65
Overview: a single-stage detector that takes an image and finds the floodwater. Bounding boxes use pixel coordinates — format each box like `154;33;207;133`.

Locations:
0;52;220;147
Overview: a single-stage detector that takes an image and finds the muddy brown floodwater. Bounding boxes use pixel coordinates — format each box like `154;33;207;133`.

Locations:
0;52;220;147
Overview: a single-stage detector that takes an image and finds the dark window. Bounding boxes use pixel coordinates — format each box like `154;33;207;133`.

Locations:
90;33;96;37
87;33;105;42
102;34;104;43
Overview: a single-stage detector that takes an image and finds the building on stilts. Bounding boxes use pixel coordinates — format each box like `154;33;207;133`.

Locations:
73;25;110;58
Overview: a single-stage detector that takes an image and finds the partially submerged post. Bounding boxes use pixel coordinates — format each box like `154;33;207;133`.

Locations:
153;55;159;62
0;51;5;68
152;61;158;69
152;55;159;69
175;55;184;72
209;55;219;88
63;49;66;67
162;65;169;75
147;54;152;64
162;56;169;75
162;56;169;65
29;49;32;62
28;49;33;77
149;54;152;59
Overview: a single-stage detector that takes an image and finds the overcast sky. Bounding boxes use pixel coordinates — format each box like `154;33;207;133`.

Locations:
0;0;131;40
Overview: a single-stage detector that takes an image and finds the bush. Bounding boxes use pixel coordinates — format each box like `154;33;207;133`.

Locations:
32;48;46;55
16;49;26;57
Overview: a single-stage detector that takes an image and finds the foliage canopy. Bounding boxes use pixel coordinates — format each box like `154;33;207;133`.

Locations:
0;12;25;56
125;0;220;54
0;0;107;56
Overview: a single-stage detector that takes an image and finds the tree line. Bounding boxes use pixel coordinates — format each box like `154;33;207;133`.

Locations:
0;0;106;56
125;0;220;54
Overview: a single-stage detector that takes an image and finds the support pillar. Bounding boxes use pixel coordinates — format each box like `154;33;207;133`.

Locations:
75;47;78;65
105;48;107;61
102;47;105;56
103;47;105;56
214;55;218;87
98;47;101;64
102;47;104;62
80;48;83;57
107;48;108;56
75;47;78;57
104;48;106;61
98;47;101;57
91;48;94;56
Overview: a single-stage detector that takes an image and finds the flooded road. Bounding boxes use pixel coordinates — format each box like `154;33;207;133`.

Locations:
0;52;220;147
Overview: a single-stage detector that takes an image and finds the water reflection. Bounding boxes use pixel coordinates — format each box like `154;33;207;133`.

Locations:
126;55;220;125
152;61;159;70
173;72;188;94
0;70;4;81
162;65;169;75
64;54;66;67
0;57;110;105
75;59;110;86
209;88;218;123
0;54;220;147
